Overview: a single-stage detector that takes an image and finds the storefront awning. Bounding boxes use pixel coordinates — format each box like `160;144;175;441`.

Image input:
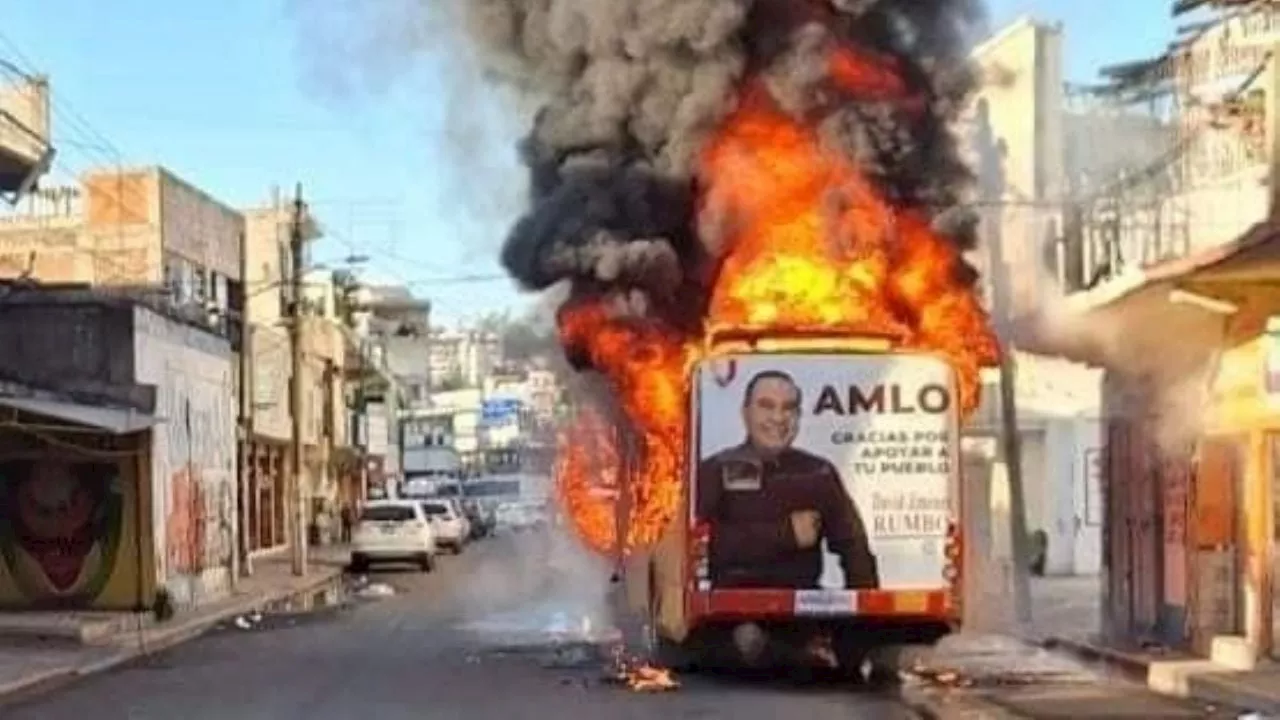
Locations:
1015;221;1280;361
1095;222;1279;308
0;396;161;435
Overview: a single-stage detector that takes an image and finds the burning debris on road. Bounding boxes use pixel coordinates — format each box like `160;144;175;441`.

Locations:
605;646;682;693
471;0;1000;556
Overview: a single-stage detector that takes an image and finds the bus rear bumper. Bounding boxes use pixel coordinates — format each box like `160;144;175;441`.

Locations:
689;588;955;623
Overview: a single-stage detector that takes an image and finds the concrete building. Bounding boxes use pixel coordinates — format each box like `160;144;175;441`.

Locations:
341;291;402;500
240;202;297;556
347;284;427;492
298;268;358;538
355;285;431;407
0;72;53;202
1019;4;1280;663
0;166;242;333
427;327;500;390
0;166;251;582
410;373;543;459
242;196;363;548
0;286;234;610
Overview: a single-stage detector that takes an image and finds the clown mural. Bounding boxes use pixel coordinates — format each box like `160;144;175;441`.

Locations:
0;459;124;608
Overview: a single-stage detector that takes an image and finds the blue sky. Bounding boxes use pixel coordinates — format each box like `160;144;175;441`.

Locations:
1;0;1178;325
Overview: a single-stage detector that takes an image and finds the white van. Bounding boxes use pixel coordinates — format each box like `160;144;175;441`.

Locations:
351;500;437;572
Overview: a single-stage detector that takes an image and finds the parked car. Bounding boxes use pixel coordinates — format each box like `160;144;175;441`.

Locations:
420;500;468;554
444;498;472;541
461;500;495;539
350;501;437;572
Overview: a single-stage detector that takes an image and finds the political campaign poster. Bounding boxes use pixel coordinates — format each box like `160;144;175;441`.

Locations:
693;352;957;593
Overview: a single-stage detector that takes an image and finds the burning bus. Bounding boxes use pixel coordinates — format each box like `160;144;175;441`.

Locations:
480;0;1001;683
620;328;969;676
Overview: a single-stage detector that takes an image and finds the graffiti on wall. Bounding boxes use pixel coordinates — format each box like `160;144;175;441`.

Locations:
166;465;206;574
161;386;234;579
0;459;124;607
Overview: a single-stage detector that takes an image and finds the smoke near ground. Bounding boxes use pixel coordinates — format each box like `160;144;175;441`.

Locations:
454;527;618;647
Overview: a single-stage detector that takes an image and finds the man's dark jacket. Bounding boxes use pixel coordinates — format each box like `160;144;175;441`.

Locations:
696;443;879;590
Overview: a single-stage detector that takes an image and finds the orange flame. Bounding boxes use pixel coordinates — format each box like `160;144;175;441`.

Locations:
555;304;690;553
554;38;999;558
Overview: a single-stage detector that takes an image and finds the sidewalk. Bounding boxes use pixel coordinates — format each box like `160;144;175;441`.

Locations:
1045;634;1280;715
0;545;350;707
957;575;1268;714
912;633;1240;719
1026;573;1280;716
1025;575;1102;645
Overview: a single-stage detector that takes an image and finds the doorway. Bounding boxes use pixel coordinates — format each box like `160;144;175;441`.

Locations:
1103;420;1165;643
1196;435;1246;648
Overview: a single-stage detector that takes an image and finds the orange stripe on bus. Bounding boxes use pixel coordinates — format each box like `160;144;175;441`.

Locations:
689;589;953;621
859;591;892;614
893;591;929;614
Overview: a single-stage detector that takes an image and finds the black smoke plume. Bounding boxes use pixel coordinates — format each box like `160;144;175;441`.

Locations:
471;0;987;329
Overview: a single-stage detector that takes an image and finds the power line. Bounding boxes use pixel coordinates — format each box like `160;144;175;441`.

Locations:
315;222;515;293
401;274;510;286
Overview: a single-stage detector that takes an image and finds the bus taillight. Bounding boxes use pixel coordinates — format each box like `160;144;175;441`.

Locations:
691;523;711;591
943;519;962;613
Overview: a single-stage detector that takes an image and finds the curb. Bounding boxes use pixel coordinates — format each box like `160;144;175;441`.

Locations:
1036;637;1273;716
0;567;344;708
0;667;79;707
1037;636;1151;682
1185;673;1280;717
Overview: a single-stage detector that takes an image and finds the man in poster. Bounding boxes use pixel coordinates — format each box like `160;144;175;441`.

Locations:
696;370;880;590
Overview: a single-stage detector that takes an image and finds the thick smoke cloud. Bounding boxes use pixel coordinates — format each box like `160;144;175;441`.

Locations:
463;0;987;313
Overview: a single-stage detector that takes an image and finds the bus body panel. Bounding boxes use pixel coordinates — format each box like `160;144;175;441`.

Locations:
631;340;965;659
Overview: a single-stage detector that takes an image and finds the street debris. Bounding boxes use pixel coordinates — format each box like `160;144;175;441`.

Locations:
232;612;264;630
905;663;973;688
606;660;680;692
604;646;679;692
355;582;396;599
903;660;1084;689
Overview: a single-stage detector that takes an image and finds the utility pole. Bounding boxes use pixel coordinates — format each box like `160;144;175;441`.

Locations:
981;179;1033;628
997;351;1033;626
289;183;309;577
236;229;253;580
396;405;406;499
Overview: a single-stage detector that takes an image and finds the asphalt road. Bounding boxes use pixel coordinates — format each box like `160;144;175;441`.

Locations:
3;531;932;720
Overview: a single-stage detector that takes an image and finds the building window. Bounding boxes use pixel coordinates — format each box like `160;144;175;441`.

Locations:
163;252;185;301
192;266;208;304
